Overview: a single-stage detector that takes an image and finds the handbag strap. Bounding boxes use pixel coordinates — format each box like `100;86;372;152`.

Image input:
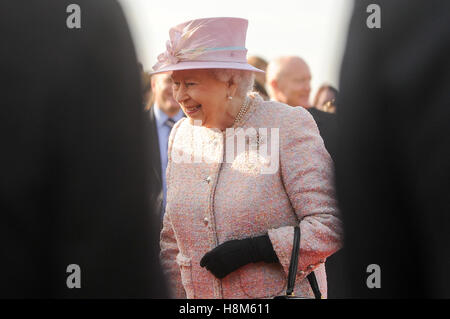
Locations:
286;226;322;299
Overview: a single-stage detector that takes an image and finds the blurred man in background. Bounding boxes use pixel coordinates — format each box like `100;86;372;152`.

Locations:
267;56;338;160
148;73;184;229
266;56;311;107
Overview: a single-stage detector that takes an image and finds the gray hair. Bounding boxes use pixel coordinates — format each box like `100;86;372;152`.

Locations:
209;69;255;98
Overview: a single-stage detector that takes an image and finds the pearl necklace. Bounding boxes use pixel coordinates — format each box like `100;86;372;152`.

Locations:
233;97;250;126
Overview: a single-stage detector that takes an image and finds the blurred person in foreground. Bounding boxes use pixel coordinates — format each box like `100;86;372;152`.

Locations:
248;55;269;100
0;0;167;298
337;0;450;298
266;56;338;160
155;17;342;299
313;84;338;113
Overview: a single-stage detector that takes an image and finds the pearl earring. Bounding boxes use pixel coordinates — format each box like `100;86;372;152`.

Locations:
228;96;233;100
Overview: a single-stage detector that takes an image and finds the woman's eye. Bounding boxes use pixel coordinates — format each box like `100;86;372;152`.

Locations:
186;82;196;87
172;82;180;88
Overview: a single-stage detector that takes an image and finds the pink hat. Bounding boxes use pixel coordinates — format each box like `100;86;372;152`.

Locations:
151;17;264;74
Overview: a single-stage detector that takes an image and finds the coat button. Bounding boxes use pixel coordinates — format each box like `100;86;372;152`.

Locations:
205;176;211;184
299;271;305;275
203;217;209;225
307;265;314;270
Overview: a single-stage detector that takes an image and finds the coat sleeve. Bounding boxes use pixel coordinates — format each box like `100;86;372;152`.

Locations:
160;212;186;299
268;106;343;279
160;118;186;299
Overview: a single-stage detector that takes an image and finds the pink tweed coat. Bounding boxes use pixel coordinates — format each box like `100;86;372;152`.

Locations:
160;93;343;299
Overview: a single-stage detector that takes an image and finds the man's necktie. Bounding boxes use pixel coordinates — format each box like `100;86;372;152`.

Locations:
165;118;175;129
165;118;175;149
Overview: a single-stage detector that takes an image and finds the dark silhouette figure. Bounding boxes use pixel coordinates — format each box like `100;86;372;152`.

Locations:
337;0;450;298
0;0;168;298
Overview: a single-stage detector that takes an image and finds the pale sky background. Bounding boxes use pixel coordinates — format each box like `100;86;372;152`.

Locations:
119;0;354;98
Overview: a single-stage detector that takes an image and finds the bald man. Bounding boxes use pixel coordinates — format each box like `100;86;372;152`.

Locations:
266;56;312;107
266;56;337;160
267;56;343;298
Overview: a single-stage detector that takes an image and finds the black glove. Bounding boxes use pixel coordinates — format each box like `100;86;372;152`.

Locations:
200;234;279;279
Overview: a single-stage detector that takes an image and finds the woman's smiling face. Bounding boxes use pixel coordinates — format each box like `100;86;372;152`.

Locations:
171;69;232;128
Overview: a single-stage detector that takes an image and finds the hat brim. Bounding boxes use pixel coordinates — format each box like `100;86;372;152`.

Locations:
150;61;264;75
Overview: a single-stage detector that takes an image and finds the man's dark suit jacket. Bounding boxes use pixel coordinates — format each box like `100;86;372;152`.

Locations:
146;107;186;229
147;107;164;223
307;108;338;161
336;0;450;298
306;107;345;298
0;0;168;298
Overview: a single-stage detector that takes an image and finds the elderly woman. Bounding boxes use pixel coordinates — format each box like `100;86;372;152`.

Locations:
153;17;342;299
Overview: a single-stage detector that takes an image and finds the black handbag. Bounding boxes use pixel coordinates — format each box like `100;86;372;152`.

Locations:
274;226;322;299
